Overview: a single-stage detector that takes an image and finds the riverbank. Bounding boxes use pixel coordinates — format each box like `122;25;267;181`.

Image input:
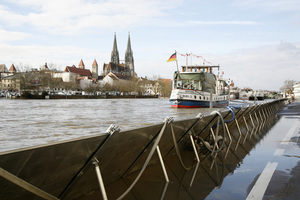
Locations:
3;94;160;99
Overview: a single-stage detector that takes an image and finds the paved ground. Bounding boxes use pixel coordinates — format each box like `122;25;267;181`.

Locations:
258;100;300;200
199;100;300;200
278;100;300;116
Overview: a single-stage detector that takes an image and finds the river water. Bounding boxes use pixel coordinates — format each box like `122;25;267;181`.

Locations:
1;98;224;152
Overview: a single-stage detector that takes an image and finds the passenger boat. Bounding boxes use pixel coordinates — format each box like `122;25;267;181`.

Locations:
239;88;254;100
170;65;229;108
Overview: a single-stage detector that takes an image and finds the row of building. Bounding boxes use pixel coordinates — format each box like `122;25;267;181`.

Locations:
0;33;171;97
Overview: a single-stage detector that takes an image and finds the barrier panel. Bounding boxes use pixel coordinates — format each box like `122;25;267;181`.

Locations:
0;99;288;200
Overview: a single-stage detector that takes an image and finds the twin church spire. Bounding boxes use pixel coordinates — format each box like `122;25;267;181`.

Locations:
125;33;134;77
111;32;120;65
109;32;135;77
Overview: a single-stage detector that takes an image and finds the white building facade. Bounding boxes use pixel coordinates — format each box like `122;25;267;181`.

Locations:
293;82;300;99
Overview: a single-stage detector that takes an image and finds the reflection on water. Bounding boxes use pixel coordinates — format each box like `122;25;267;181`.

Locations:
0;99;222;152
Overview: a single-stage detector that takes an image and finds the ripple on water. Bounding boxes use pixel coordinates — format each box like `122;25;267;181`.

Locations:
1;98;230;152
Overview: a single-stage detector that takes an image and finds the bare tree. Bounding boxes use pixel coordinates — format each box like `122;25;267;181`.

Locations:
84;83;101;96
158;79;172;97
280;79;296;94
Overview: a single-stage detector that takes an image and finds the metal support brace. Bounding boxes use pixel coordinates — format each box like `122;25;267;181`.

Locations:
235;118;242;151
160;182;169;200
224;116;232;159
225;123;232;142
264;106;269;117
254;112;259;124
116;117;171;200
242;116;249;143
262;109;267;127
189;133;200;187
249;113;255;137
190;162;200;187
0;167;59;200
235;119;242;137
224;140;232;159
249;113;255;128
210;128;219;152
270;105;275;114
268;104;273;115
209;110;226;153
258;111;264;132
92;158;108;200
243;116;249;132
264;106;269;118
269;105;273;114
156;146;169;182
210;153;218;170
190;134;200;163
260;109;265;122
170;124;194;171
266;106;271;117
268;105;272;114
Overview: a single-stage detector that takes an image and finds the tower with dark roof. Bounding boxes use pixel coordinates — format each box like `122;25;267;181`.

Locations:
9;64;17;73
78;59;85;69
125;32;134;77
111;32;119;65
92;59;98;79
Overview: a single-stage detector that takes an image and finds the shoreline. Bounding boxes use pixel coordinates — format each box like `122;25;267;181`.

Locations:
2;95;160;100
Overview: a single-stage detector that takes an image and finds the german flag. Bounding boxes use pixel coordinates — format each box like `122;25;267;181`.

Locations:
167;52;177;62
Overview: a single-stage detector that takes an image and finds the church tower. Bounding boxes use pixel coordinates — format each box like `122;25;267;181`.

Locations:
125;32;134;77
111;32;119;64
92;59;98;79
78;59;85;69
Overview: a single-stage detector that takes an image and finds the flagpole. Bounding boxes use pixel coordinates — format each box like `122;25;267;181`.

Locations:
186;53;188;69
175;50;179;72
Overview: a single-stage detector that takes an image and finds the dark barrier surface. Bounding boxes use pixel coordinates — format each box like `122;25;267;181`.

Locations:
0;99;288;200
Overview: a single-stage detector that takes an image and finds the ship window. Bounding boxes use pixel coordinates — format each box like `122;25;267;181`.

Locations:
177;81;182;88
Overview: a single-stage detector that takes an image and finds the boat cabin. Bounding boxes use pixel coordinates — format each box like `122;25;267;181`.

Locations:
173;65;228;95
181;65;220;73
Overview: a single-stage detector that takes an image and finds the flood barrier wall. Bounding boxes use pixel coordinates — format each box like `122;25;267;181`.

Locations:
0;99;289;200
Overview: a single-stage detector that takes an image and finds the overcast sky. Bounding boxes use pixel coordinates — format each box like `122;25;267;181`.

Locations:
0;0;300;90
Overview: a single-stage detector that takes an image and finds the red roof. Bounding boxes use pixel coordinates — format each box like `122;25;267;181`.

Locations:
92;59;98;66
64;66;92;77
78;59;85;69
9;64;17;72
113;73;128;79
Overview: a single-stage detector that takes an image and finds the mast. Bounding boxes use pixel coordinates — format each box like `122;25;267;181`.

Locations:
186;53;188;69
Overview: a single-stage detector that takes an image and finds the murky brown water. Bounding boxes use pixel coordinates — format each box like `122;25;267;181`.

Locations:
0;98;223;152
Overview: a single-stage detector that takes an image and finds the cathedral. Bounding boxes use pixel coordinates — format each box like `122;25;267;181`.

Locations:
102;33;135;78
